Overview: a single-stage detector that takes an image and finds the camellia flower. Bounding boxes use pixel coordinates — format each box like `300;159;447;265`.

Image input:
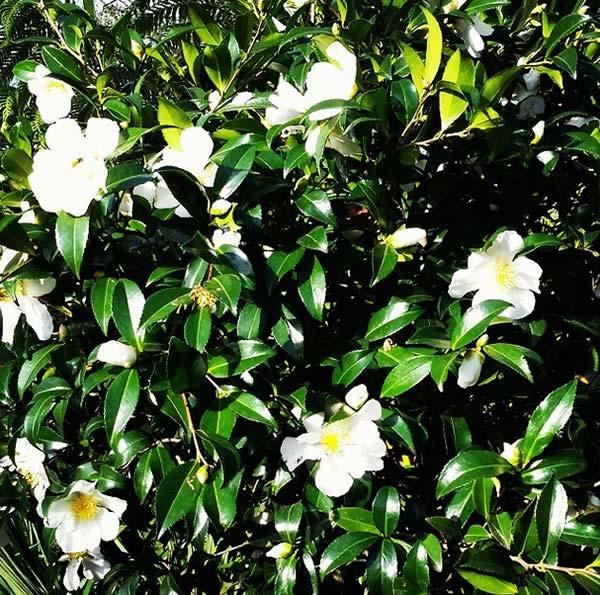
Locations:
60;548;111;592
265;79;308;126
29;118;120;217
455;15;493;58
27;65;74;123
0;250;56;343
212;228;241;249
500;440;521;467
281;399;386;497
132;177;188;216
448;230;542;320
0;437;50;510
96;341;137;368
344;384;369;410
387;227;427;249
155;126;217;187
457;350;484;388
46;480;127;553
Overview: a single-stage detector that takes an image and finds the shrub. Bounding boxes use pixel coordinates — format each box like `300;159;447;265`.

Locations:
0;0;599;592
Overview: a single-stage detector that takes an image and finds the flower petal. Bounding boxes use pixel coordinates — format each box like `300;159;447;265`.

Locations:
85;118;120;159
0;300;22;344
17;296;53;341
315;457;354;497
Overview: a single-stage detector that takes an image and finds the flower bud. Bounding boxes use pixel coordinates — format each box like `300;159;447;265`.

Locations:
345;384;368;409
210;198;232;215
500;441;521;467
196;465;210;484
266;542;293;559
387;227;427;249
475;334;489;348
97;341;137;368
457;351;484;388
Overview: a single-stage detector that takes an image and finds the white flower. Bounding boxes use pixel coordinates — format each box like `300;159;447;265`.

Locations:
266;542;293;559
537;150;557;166
29;118;120;217
266;41;357;126
155;126;217;187
344;384;369;410
212;228;241;249
305;125;360;157
304;41;357;121
284;0;312;15
60;548;110;592
456;15;493;58
96;341;137;368
387;227;427;249
265;79;308;126
132;177;187;217
281;400;386;497
457;351;484;388
0;437;50;509
46;480;127;553
448;230;542;320
0;249;55;344
500;441;521;467
27;65;74;123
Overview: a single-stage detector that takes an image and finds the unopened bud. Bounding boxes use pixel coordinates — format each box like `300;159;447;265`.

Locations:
266;542;293;559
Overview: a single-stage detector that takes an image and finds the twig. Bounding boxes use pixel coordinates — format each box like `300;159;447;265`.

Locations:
182;393;209;466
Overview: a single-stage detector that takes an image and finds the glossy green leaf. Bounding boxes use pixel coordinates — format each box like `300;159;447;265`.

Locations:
372;487;400;536
104;369;140;445
55;212;89;278
320;532;379;577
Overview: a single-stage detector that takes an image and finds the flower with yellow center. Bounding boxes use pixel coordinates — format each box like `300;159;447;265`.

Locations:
27;65;74;123
46;480;127;553
448;230;542;320
281;395;386;497
60;547;110;592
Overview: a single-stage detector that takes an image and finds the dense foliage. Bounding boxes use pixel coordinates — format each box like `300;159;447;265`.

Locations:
0;0;599;593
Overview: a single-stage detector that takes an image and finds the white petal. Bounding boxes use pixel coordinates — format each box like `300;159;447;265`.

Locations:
37;91;73;124
303;413;324;433
85;118;120;159
45;119;85;156
179;127;214;173
17;296;53;340
63;559;82;592
97;508;120;541
471;15;494;37
448;267;481;298
281;436;311;471
96;341;137;367
315;457;353;497
355;400;382;422
473;287;536;320
388;227;427;249
457;351;484;388
98;493;127;516
21;277;56;297
132;181;157;204
82;554;111;580
512;257;543;292
56;519;102;552
345;384;368;409
0;300;22;344
487;231;524;260
304;126;321;156
209;199;232;215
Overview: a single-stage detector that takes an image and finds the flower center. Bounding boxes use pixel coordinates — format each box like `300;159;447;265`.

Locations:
494;261;514;288
44;79;68;94
320;425;348;454
70;493;99;521
0;287;10;302
21;469;39;487
190;286;217;311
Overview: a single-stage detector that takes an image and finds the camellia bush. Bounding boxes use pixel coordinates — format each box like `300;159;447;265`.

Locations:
0;0;599;592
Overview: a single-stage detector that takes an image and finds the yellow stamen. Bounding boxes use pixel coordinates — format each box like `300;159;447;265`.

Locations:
70;492;99;521
190;286;217;312
494;261;514;288
320;424;348;454
0;288;10;302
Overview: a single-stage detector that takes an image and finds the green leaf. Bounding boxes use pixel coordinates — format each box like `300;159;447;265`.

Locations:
372;487;400;536
472;477;495;520
561;521;600;548
55;212;89;278
284;144;310;177
2;149;32;181
205;274;242;314
297;226;328;253
332;349;375;387
189;4;223;45
266;248;305;292
430;353;460;392
436;449;512;498
366;540;397;595
104;369;140;445
535;477;568;561
18;345;61;398
484;343;542;382
202;474;237;529
296;190;336;227
403;541;429;591
42;46;85;82
381;355;432;397
275;502;303;542
573;570;600;594
333;507;380;534
521;449;587;485
230;391;277;428
208;340;276;377
91;278;116;335
157;97;191;148
400;43;425;97
112;279;145;350
184;308;212;352
451;300;511;350
370;243;397;286
167;337;206;393
0;214;34;255
553;46;578;78
465;0;511;12
199;431;240;484
320;532;379;577
422;534;443;573
440;50;469;131
421;8;442;85
488;512;512;549
106;163;151;193
140;288;191;330
365;300;423;342
520;380;577;466
158;167;209;224
155;461;200;536
203;42;232;92
457;570;518;594
544;14;587;57
214;144;256;199
297;256;326;321
237;303;263;340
